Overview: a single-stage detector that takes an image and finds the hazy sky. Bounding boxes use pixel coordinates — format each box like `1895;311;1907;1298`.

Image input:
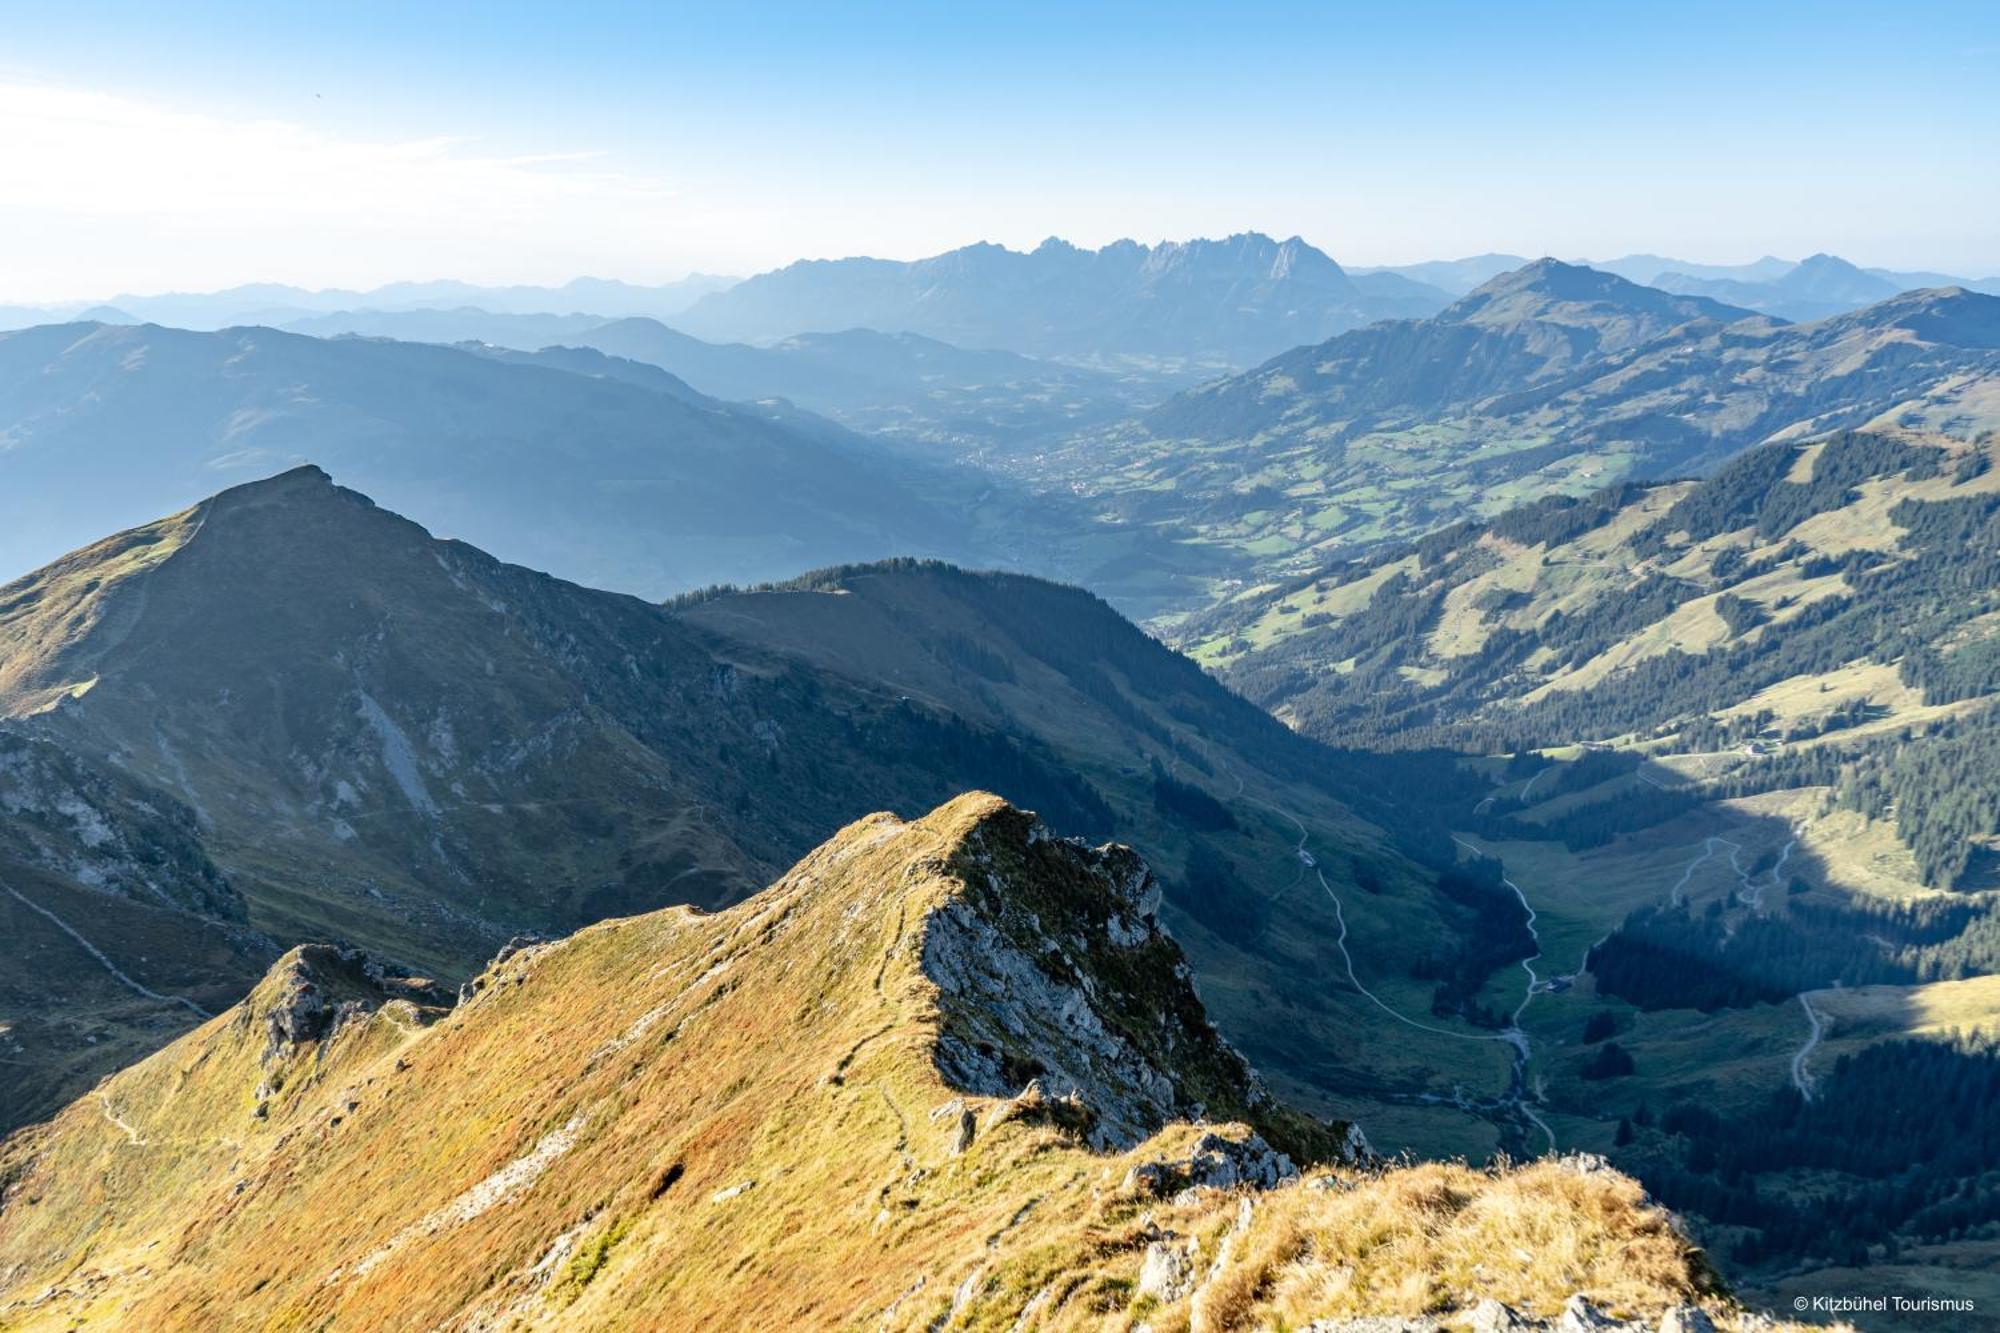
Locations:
4;0;1997;302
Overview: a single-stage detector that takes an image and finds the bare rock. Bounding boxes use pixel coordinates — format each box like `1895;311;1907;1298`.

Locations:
1469;1298;1537;1332
457;934;552;1004
1557;1295;1632;1332
1136;1237;1196;1303
922;804;1292;1152
1554;1153;1616;1178
982;1078;1098;1141
1123;1128;1297;1197
248;942;451;1066
1660;1307;1717;1333
929;1099;976;1155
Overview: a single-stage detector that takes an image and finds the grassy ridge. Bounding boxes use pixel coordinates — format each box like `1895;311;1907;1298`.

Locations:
0;796;1757;1331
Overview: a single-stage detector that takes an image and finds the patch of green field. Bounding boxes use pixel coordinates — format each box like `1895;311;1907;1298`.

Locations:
1540;997;1808;1123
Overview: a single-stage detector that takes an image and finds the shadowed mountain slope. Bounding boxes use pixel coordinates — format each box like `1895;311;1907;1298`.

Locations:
0;467;1166;960
0;471;1483;1150
0;321;993;595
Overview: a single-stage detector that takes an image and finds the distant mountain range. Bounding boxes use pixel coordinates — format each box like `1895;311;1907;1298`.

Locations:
1649;252;1936;322
273;311;1172;455
14;242;1994;359
1357;251;2000;313
1153;259;1759;439
9;257;1997;622
0;274;737;333
6;232;1459;375
0;320;1201;601
669;233;1455;370
281;306;617;346
1004;261;2000;592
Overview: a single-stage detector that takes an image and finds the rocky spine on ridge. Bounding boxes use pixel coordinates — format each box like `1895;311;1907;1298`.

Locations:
248;942;453;1065
923;801;1318;1154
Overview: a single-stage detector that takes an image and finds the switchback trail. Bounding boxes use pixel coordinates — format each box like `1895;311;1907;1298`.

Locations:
97;1092;145;1146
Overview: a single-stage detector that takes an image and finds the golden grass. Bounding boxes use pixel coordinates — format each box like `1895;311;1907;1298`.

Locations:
0;796;1797;1331
1102;1157;1721;1331
1811;974;2000;1044
0;502;202;717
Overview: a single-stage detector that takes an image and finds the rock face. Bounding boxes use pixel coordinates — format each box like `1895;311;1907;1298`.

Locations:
1137;1236;1198;1302
0;730;240;919
921;803;1291;1151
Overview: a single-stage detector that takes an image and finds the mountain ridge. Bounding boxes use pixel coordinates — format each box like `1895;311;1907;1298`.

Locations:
0;274;739;333
0;467;1502;1164
1147;257;1762;442
0;319;1159;599
0;792;1768;1331
672;231;1451;369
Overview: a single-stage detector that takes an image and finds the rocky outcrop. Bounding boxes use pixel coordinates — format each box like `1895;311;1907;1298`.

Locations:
1436;1299;1728;1333
1291;1302;1731;1333
1123;1129;1298;1197
921;802;1337;1154
456;933;555;1006
1137;1235;1198;1303
248;943;452;1066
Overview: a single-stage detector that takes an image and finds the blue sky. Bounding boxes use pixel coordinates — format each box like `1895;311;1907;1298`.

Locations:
2;0;1996;299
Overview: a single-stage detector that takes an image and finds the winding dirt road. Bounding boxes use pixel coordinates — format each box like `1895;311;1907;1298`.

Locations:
1790;992;1824;1100
1196;746;1556;1153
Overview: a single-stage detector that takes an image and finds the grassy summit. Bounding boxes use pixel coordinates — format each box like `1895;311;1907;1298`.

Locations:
0;794;1759;1331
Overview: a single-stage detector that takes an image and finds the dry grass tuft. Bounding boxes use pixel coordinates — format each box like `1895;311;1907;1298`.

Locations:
1163;1158;1716;1329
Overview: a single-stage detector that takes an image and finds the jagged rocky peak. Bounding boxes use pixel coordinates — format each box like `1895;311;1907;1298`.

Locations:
919;795;1306;1151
